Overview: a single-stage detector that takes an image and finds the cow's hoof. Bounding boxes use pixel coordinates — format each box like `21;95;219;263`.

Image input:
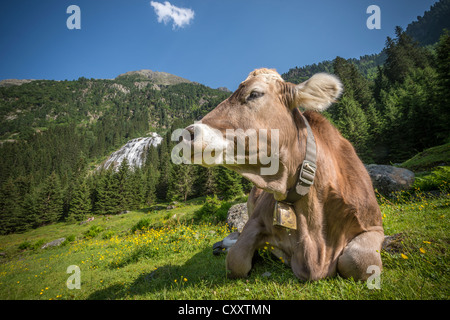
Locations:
212;232;240;256
212;241;227;256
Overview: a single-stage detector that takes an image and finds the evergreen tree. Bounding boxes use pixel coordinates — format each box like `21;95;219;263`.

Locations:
64;156;88;219
332;56;374;109
20;191;40;231
334;96;371;161
128;169;145;210
373;65;389;104
94;169;120;215
213;166;243;200
384;26;432;84
331;57;373;161
203;167;217;196
167;163;194;202
435;30;450;141
37;172;64;225
0;178;21;234
365;103;385;163
143;165;158;206
68;178;92;222
190;165;215;198
156;138;171;200
142;143;159;206
401;67;440;151
116;159;132;211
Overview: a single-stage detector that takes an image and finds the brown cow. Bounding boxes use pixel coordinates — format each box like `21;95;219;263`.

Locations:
181;68;384;281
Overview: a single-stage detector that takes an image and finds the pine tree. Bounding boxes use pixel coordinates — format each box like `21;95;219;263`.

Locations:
38;172;64;225
20;191;40;231
157;139;171;200
68;178;92;222
331;57;373;161
167;163;194;202
64;156;88;220
334;96;371;161
332;56;373;109
384;26;432;84
143;164;158;206
128;169;145;210
373;65;389;104
116;159;132;211
435;30;450;141
0;178;21;234
94;169;120;215
365;103;385;163
213;166;243;200
203;167;217;196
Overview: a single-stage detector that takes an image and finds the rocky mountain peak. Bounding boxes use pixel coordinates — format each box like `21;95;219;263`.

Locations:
115;69;191;85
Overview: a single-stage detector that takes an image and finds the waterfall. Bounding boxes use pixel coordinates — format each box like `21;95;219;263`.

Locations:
101;132;162;171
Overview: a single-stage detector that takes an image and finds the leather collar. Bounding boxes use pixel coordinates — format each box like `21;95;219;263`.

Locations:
283;112;317;204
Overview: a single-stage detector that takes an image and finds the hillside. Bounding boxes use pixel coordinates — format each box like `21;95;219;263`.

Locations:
0;70;242;235
0;72;227;141
282;52;386;84
405;0;450;46
0;75;230;176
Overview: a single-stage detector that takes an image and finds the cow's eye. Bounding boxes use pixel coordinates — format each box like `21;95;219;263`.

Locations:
247;91;264;101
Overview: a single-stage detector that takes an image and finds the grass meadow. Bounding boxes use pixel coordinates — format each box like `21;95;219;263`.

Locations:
0;186;448;300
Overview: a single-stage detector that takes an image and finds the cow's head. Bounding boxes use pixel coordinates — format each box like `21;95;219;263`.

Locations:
180;68;342;200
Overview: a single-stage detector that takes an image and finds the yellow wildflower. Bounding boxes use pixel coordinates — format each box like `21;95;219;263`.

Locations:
419;248;426;254
401;253;408;259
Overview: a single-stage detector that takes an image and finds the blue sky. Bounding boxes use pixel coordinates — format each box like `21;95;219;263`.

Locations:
0;0;439;91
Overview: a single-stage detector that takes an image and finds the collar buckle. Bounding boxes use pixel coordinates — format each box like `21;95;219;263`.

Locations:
299;160;316;186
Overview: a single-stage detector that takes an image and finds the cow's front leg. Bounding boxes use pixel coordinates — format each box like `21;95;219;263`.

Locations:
226;219;264;279
337;229;384;281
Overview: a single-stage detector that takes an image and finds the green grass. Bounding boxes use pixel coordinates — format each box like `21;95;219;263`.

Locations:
0;192;449;300
399;143;450;172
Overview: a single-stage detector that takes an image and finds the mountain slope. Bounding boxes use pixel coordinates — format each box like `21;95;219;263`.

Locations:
405;0;450;46
0;75;230;189
115;69;192;85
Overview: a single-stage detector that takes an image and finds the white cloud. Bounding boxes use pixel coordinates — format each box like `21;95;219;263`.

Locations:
150;1;194;29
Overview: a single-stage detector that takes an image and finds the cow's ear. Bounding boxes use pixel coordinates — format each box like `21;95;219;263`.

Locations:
293;73;343;112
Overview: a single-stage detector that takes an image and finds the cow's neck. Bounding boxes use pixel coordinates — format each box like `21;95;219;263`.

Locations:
234;109;317;202
283;109;318;204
